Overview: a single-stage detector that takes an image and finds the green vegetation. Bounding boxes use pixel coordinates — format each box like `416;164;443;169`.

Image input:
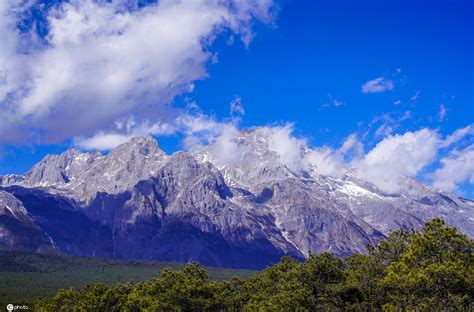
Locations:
0;252;254;307
3;218;474;311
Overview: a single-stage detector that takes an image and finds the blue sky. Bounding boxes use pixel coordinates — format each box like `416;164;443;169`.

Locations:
0;0;473;197
193;0;473;141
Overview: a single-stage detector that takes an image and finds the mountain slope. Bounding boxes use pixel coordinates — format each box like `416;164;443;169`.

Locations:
0;133;472;269
0;190;59;254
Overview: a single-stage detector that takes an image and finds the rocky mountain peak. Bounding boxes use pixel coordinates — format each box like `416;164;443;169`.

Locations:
191;127;301;190
235;128;282;157
238;127;271;142
21;148;93;187
109;135;163;158
1;136;168;200
0;190;28;217
1;134;473;269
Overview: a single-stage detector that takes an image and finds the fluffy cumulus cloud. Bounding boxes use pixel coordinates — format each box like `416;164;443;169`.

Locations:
194;122;473;195
197;123;351;177
261;125;351;177
266;124;308;172
305;148;346;177
304;133;363;178
180;121;351;177
352;129;441;193
361;77;395;94
207;124;243;167
343;126;473;194
1;0;472;197
76;112;473;195
431;145;474;194
0;0;275;144
75;133;134;150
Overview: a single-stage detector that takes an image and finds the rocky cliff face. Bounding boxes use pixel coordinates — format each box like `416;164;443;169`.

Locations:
0;190;59;254
1;133;473;269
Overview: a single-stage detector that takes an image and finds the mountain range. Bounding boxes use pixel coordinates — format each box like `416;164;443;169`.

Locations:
1;131;473;269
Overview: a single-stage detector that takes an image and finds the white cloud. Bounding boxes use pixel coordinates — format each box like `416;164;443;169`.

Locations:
76;108;474;195
339;133;364;158
230;95;245;115
74;117;176;150
231;124;472;195
353;128;440;193
374;123;394;138
410;90;421;104
366;111;412;139
351;125;473;194
305;148;346;177
78;114;474;198
438;104;447;121
361;77;394;94
174;112;240;152
176;113;221;136
75;132;134;150
199;123;348;176
194;123;354;177
208;124;244;167
431;145;474;194
441;124;474;148
266;124;307;172
75;108;245;152
0;0;275;144
321;93;343;109
0;1;24;102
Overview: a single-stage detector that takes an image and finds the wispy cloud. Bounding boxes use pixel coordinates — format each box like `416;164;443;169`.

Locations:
74;117;176;150
321;93;344;109
0;0;275;144
441;124;474;148
409;90;421;104
363;111;412;140
438;104;447;121
361;77;394;94
230;95;245;116
75;133;135;151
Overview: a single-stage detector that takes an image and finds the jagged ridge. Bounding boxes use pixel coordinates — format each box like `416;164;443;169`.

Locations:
0;133;473;269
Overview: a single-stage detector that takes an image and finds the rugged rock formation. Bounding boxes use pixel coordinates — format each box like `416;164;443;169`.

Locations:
1;133;473;268
0;190;59;254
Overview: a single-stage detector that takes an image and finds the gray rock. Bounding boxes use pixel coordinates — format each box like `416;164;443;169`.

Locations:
1;132;473;268
0;190;59;254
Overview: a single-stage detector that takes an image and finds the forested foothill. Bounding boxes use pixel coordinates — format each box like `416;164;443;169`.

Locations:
30;219;473;311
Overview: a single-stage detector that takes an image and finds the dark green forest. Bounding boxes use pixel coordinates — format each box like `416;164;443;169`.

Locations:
0;252;253;307
5;219;474;311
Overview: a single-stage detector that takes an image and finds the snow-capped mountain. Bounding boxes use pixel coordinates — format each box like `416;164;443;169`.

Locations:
1;133;473;269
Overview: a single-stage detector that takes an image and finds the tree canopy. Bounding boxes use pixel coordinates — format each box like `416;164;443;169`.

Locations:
34;219;473;311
